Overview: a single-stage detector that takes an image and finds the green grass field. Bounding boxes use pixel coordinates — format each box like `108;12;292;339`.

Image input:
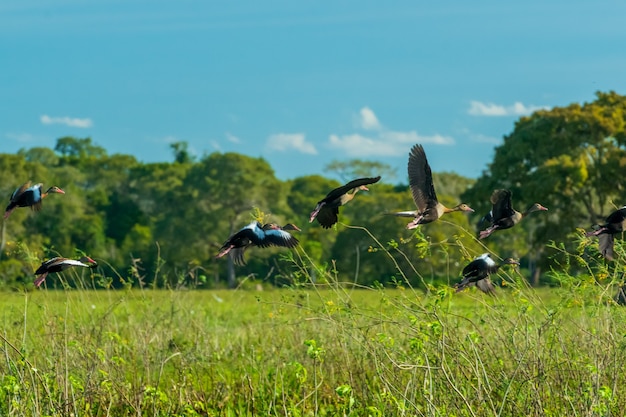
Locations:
1;267;626;417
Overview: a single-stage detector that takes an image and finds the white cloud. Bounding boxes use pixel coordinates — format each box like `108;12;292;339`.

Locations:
41;114;93;128
329;107;454;157
6;132;37;143
357;107;381;130
328;130;454;157
225;132;241;144
266;133;317;155
468;101;549;117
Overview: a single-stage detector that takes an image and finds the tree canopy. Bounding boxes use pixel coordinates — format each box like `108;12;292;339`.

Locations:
1;91;624;290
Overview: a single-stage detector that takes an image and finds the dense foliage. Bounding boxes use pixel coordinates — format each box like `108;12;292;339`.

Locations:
1;91;625;290
0;138;480;290
462;91;626;283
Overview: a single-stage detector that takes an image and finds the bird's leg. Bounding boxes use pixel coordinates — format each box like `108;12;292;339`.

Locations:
406;214;424;229
479;226;497;239
34;272;49;288
3;208;15;219
216;245;235;258
309;202;325;222
586;227;607;237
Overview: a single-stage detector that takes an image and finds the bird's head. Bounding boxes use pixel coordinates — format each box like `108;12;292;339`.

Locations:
79;256;98;268
46;186;65;195
282;223;301;232
502;258;520;267
456;203;475;213
529;203;548;213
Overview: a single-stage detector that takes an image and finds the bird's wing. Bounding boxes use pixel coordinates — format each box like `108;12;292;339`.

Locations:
237;222;266;245
9;181;32;201
262;228;300;248
316;206;339;229
407;144;438;212
22;184;43;208
605;207;626;225
478;210;493;226
490;189;515;221
34;257;64;275
475;278;496;295
230;248;248;266
599;233;615;261
461;259;484;281
58;259;91;269
217;222;262;255
320;176;381;202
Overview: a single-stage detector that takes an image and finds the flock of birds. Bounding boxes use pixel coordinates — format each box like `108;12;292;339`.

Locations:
3;181;97;287
4;143;626;292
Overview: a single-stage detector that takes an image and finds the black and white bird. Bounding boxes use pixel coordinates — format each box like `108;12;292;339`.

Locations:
455;253;519;295
479;189;547;239
586;206;626;260
216;221;300;264
310;176;381;229
387;144;473;229
34;256;98;287
5;181;65;219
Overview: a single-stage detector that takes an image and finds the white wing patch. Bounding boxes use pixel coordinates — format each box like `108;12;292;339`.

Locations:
60;259;90;268
477;253;496;267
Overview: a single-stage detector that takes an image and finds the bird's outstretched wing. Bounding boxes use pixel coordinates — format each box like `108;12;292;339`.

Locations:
262;228;300;248
407;144;437;212
9;181;32;201
320;176;381;202
490;189;515;221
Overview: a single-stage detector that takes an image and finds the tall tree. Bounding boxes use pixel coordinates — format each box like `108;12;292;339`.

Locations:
462;91;626;279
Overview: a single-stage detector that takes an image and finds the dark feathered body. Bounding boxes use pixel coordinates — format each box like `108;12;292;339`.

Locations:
388;144;473;229
455;254;519;295
479;189;547;239
217;221;300;265
34;256;97;287
586;206;626;260
310;176;381;228
4;181;65;219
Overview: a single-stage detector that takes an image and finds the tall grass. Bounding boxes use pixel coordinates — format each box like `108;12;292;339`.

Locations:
1;227;626;416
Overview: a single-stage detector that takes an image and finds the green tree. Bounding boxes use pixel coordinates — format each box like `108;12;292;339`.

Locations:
462;91;626;282
156;152;289;288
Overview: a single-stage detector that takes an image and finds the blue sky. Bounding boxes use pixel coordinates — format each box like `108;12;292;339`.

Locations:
2;1;625;182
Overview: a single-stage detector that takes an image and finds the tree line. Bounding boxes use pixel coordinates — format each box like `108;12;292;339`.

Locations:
1;91;624;290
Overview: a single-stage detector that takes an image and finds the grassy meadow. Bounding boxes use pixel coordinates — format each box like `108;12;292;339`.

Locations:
1;261;626;417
